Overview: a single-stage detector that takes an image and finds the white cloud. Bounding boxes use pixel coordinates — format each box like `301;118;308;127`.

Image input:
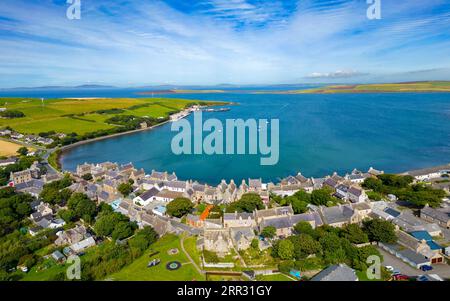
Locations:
305;70;369;79
0;0;449;87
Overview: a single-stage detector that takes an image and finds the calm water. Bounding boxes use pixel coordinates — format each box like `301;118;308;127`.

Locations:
2;89;449;184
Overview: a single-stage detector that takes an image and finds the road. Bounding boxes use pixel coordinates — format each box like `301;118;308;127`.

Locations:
378;248;450;279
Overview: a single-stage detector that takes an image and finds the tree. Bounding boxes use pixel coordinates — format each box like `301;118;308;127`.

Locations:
118;183;133;197
311;188;336;206
58;209;76;223
67;193;96;222
111;222;133;241
166;198;193;218
94;214;118;237
94;211;129;237
319;232;342;253
399;184;446;208
251;238;259;249
17;147;29;156
362;177;383;191
290;198;309;214
261;226;276;239
277;239;294;260
378;174;413;188
280;190;311;214
128;226;158;252
81;173;93;181
294;221;316;237
40;187;72;206
226;193;264;213
341;224;369;244
363;219;397;244
0;110;25;118
352;245;382;271
289;234;322;259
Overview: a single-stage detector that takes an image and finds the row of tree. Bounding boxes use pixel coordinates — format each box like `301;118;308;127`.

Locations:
363;174;447;208
271;188;340;214
272;219;396;277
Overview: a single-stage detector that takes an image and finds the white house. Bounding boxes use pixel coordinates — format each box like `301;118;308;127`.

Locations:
133;187;159;206
154;189;184;203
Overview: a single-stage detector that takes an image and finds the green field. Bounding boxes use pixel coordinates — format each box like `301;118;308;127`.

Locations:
20;258;67;281
263;81;450;94
0;97;221;135
109;234;205;281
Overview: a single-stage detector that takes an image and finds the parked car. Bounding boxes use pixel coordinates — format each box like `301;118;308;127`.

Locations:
385;266;394;272
393;274;410;281
420;265;433;272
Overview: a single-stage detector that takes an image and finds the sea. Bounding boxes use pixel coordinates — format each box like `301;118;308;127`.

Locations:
1;87;449;185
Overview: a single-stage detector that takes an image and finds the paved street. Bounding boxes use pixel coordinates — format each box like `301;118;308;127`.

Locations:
378;248;450;279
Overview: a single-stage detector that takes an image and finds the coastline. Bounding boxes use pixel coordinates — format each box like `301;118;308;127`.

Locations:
57;119;172;168
56;102;233;170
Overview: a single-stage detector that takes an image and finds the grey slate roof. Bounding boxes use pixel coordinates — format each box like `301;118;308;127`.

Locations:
139;187;160;201
421;206;450;223
223;212;253;221
323;178;338;188
321;205;354;225
348;187;362;197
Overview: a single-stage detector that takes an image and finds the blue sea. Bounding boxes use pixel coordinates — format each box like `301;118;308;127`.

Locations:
1;88;449;184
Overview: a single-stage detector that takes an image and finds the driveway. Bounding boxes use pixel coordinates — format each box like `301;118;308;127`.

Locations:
378;247;450;279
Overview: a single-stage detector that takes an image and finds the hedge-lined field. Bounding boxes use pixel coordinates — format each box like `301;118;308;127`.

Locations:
0;97;213;135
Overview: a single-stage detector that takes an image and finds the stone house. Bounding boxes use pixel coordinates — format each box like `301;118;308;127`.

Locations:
223;211;256;228
420;205;450;229
202;229;233;256
230;227;255;250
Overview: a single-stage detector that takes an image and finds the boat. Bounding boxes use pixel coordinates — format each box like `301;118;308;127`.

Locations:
202;107;231;112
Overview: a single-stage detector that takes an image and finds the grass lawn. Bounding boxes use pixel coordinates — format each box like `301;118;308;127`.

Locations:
0;97;222;135
183;236;202;267
20;258;67;281
255;273;295;281
109;234;205;281
240;247;277;268
356;270;384;281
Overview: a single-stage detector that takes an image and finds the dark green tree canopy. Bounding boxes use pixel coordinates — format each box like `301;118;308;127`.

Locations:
166;197;193;218
226;193;264;213
363;219;397;244
261;226;276;238
118;183;133;197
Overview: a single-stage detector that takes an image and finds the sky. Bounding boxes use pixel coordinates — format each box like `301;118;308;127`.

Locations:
0;0;450;88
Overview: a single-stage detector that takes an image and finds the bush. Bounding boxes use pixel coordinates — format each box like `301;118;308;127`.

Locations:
0;110;25;118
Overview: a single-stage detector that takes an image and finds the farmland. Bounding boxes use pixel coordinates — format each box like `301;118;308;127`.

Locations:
262;81;450;94
0;140;27;157
0;97;222;135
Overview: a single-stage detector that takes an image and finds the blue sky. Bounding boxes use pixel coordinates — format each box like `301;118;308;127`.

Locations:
0;0;449;88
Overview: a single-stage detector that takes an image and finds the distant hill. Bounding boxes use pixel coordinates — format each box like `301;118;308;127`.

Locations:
1;84;116;90
265;81;450;94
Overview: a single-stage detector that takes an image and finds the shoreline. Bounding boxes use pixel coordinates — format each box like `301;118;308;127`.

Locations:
58;119;172;166
57;102;232;170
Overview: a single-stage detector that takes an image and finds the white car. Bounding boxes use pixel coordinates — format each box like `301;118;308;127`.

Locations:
385;266;394;272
